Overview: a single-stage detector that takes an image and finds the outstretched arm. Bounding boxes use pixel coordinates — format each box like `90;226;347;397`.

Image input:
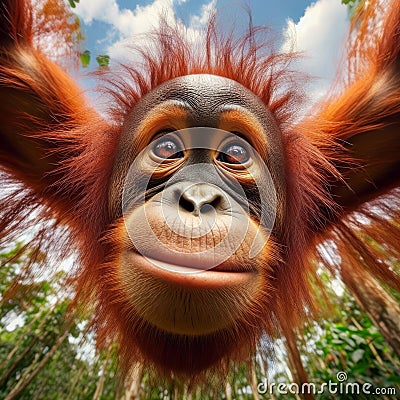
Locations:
300;0;400;301
0;0;100;199
307;0;400;213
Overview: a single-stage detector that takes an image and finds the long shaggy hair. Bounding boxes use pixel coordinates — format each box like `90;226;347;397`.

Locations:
0;0;399;385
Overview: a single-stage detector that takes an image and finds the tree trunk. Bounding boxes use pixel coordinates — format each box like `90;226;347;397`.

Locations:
0;308;47;370
65;364;85;400
92;348;112;400
4;320;72;400
0;337;37;387
225;381;232;400
284;328;316;400
248;359;260;400
121;364;143;400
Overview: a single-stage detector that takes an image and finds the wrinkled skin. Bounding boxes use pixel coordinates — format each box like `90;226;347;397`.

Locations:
107;75;285;364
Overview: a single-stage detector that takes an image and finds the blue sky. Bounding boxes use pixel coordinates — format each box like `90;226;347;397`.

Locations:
73;0;351;99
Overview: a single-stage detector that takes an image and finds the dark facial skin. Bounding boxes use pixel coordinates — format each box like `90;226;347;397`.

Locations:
110;74;286;220
107;74;287;369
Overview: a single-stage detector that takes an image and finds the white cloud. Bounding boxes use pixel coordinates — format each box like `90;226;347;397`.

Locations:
74;0;216;61
282;0;349;101
75;0;349;104
190;0;216;29
74;0;177;37
73;0;120;25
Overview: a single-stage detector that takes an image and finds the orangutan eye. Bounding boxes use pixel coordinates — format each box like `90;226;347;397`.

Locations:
153;138;184;159
217;143;250;165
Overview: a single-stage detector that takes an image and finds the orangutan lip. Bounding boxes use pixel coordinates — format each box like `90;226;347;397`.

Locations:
129;251;257;289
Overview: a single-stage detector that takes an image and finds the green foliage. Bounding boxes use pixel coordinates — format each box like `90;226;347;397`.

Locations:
67;1;110;69
96;54;110;67
300;283;400;400
341;0;361;8
0;244;118;399
1;244;399;399
341;0;363;17
80;50;91;68
68;0;80;8
79;51;110;68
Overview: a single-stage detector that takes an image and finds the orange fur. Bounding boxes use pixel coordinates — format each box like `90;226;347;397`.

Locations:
0;0;399;384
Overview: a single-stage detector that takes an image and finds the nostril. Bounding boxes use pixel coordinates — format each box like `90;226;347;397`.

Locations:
177;184;226;216
179;195;195;213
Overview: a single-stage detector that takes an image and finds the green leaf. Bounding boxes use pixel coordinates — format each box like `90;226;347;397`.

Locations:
96;54;110;67
80;50;91;68
352;334;366;345
351;348;365;363
68;0;80;8
388;374;400;384
341;335;356;347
